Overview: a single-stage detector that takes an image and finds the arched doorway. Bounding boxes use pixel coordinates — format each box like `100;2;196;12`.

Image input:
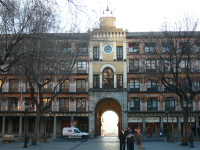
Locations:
101;111;118;136
95;98;122;136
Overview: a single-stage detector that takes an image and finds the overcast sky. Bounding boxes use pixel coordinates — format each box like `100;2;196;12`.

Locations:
57;0;200;32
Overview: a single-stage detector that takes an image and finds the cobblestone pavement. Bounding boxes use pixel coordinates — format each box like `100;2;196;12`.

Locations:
0;136;200;150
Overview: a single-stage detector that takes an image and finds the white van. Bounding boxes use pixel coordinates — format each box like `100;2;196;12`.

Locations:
62;127;90;139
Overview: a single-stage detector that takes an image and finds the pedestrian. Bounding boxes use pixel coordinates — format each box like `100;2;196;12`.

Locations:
119;127;126;150
125;127;130;150
160;128;163;137
137;130;142;150
147;127;150;139
149;127;152;138
126;129;134;150
197;125;200;136
192;126;196;136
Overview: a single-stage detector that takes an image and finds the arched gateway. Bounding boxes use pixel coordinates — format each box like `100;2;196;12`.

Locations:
88;90;128;137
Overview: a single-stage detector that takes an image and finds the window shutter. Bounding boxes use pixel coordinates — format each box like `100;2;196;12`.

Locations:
74;99;76;111
86;100;88;111
24;83;26;92
18;81;20;92
7;80;9;92
128;101;130;111
158;100;160;111
175;100;177;111
23;99;25;111
57;99;59;111
163;100;165;111
140;100;142;111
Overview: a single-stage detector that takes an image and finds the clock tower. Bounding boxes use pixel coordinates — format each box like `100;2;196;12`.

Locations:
88;14;128;137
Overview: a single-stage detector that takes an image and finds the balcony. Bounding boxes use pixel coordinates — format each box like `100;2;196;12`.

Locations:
147;86;159;92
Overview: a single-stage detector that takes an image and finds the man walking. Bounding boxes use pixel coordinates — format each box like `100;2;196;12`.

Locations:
125;127;130;150
119;127;126;150
137;130;142;150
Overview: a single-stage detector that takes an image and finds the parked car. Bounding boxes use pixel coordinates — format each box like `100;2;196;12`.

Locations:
62;127;90;139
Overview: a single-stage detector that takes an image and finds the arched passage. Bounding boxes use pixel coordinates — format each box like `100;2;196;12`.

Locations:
95;98;122;136
101;111;118;136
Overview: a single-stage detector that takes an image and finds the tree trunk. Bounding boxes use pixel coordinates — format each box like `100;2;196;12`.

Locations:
181;114;189;145
31;111;41;145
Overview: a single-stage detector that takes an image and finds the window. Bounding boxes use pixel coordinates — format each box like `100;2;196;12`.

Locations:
147;98;157;111
146;60;156;72
9;79;18;92
196;43;200;52
61;42;71;53
117;46;123;61
74;129;80;133
77;61;87;73
61;80;69;92
163;60;171;72
129;60;139;72
43;80;52;92
59;98;69;111
117;74;123;89
129;79;140;92
78;46;88;55
165;97;175;111
129;43;139;53
60;61;70;73
146;80;158;92
25;98;34;108
93;75;99;89
144;43;154;53
197;60;200;72
162;42;171;53
76;98;86;111
43;98;51;107
163;79;174;92
76;80;86;92
103;68;114;89
9;97;18;107
179;60;191;73
130;98;140;111
59;98;69;107
93;47;99;61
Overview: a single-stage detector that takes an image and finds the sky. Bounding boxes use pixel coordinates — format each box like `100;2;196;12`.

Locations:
58;0;200;32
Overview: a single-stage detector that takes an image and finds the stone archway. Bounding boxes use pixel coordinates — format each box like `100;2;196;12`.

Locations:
95;98;122;136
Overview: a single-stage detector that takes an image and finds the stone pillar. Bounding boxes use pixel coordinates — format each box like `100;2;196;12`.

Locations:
53;116;57;139
89;112;95;138
89;62;93;88
114;74;116;88
160;114;163;129
2;115;5;135
178;115;181;137
142;116;146;138
100;74;102;88
196;115;198;136
123;40;127;60
19;115;22;137
113;40;116;60
100;42;103;60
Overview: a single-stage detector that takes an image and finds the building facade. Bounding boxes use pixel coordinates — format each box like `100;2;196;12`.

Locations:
0;16;200;138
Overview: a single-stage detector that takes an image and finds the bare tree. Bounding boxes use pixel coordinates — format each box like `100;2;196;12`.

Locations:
134;16;200;145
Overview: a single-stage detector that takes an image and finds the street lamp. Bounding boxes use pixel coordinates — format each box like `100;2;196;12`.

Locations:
48;110;52;138
165;107;170;142
23;101;29;148
188;100;194;147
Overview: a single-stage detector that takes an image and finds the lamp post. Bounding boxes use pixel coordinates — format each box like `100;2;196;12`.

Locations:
48;110;52;138
23;101;29;148
166;107;170;142
188;100;194;147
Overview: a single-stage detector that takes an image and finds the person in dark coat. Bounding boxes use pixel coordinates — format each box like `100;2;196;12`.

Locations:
119;127;126;150
137;130;142;150
125;127;130;150
126;129;134;150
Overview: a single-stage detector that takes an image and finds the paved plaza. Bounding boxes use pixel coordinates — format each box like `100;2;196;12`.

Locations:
0;137;200;150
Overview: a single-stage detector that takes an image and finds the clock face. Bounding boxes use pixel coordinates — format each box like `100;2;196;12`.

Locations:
104;45;112;54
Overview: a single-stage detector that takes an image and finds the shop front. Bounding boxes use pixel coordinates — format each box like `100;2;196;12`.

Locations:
145;117;160;137
163;117;178;137
181;116;196;136
128;117;142;137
